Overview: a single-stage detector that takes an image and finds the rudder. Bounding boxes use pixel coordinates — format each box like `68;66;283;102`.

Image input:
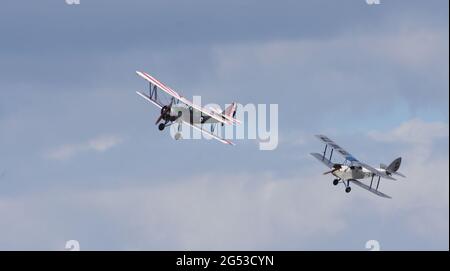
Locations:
387;157;402;173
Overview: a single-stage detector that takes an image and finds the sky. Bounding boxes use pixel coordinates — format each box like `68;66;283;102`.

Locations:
0;0;448;250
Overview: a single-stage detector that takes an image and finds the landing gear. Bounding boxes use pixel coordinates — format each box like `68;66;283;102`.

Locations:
173;123;183;140
345;186;351;193
333;179;339;186
158;123;165;131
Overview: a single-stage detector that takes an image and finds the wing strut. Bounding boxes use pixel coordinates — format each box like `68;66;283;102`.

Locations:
147;82;158;101
376;176;381;190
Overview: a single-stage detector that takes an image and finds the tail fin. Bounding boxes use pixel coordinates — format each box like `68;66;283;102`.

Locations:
387;157;401;172
386;157;406;177
223;102;237;119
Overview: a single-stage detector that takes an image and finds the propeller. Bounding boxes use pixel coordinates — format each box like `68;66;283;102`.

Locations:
323;164;342;175
155;98;174;125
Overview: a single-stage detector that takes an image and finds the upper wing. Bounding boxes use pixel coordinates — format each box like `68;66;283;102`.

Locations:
315;135;359;162
136;71;230;125
181;120;235;146
136;71;181;99
350;179;392;199
310;153;334;169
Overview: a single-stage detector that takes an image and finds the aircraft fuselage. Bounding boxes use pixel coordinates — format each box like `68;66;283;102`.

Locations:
332;166;387;181
169;104;218;124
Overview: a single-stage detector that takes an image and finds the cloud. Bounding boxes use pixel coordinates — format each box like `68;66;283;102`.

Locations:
363;118;449;246
45;135;123;161
89;174;350;250
0;172;351;250
1;119;448;250
368;118;449;145
279;130;310;147
88;136;122;152
187;26;448;145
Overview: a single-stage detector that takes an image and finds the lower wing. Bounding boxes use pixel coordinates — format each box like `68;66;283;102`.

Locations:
181;120;235;146
136;91;163;109
351;179;392;199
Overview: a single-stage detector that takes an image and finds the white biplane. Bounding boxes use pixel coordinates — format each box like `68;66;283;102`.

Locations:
311;135;405;199
135;71;240;145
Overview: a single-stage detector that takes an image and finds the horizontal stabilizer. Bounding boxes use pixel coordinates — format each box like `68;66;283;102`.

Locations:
393;171;406;178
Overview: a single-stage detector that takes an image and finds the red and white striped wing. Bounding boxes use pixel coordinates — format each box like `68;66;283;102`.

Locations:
136;71;181;99
136;71;229;125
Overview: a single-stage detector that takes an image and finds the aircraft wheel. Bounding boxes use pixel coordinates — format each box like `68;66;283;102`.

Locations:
333;179;339;186
158;123;165;131
345;187;351;193
174;132;182;140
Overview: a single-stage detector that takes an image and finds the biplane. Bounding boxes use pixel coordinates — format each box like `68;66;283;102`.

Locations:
135;71;240;145
311;135;405;199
